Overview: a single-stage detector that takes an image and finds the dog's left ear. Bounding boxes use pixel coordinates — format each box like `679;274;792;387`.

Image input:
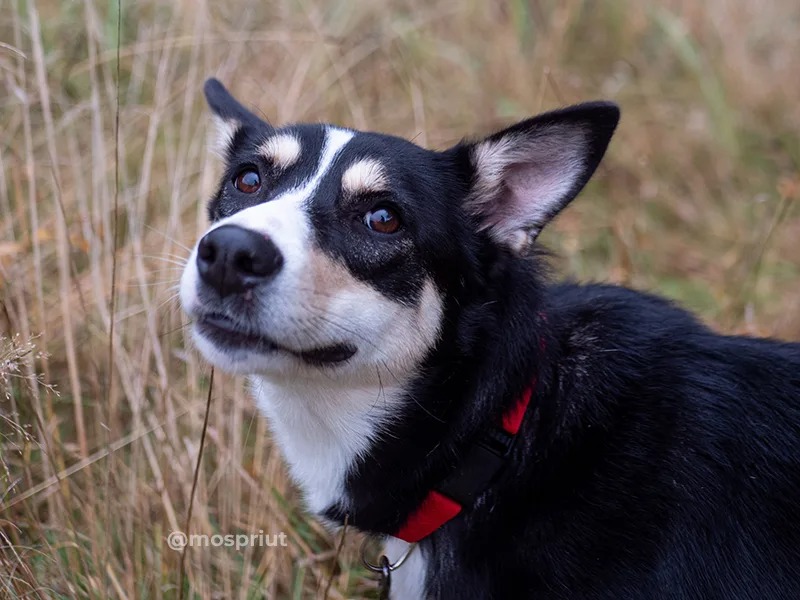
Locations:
461;102;619;253
204;78;273;158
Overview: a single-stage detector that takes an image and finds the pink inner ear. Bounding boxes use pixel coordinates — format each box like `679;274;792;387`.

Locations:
508;160;570;219
479;145;585;243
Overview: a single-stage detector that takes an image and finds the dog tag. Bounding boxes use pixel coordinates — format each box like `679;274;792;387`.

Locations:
378;555;392;600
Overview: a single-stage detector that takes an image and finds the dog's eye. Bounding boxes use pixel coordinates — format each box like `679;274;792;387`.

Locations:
234;169;261;194
363;207;401;234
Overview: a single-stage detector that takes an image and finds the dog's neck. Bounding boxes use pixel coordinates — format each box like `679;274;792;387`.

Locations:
250;264;553;536
249;373;409;515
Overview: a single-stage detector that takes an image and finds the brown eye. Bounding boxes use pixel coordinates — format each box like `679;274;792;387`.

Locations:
364;207;401;234
234;169;261;193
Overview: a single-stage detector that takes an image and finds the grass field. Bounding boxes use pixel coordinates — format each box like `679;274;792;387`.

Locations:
1;0;798;597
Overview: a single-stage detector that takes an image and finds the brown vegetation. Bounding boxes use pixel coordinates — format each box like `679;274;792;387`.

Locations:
1;0;798;597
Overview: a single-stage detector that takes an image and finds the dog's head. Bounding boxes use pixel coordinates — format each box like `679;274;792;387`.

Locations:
180;79;618;382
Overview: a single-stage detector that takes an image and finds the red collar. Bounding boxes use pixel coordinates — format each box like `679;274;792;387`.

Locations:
393;384;535;543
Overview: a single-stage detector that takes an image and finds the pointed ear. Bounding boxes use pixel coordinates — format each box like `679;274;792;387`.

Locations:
462;102;619;253
204;78;272;157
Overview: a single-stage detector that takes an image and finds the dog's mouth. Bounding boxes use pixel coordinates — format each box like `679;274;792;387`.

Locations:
195;313;357;366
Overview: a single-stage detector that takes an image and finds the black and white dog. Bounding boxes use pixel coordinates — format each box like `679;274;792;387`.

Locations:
180;79;800;599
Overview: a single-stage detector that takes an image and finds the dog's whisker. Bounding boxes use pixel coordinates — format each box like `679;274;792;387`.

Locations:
159;319;193;339
139;255;188;267
144;224;192;252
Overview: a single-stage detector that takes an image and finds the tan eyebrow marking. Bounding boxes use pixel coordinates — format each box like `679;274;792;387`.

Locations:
341;158;389;195
258;134;302;169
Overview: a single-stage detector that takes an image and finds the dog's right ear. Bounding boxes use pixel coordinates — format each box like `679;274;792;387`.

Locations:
456;102;619;254
204;78;271;157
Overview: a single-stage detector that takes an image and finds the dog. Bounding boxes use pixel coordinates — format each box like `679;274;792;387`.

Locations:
180;78;800;599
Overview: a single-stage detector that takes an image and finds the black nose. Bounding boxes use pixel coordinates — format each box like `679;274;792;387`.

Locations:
196;225;283;297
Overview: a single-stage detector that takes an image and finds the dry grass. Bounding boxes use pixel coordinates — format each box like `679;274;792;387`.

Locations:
0;0;798;597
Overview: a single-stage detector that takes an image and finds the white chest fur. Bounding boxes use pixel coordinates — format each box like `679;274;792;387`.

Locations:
249;375;405;514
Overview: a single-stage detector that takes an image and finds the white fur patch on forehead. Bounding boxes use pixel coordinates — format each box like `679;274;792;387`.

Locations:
210;115;241;158
312;127;354;188
258;134;302;169
341;158;389;195
467;125;588;252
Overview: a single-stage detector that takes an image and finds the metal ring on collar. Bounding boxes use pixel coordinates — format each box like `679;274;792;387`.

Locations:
360;537;417;573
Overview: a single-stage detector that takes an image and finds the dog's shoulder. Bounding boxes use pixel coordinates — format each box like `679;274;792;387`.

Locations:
546;281;702;333
542;282;706;384
545;281;799;363
539;280;800;429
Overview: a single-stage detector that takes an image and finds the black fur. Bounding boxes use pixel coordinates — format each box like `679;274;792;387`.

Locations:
328;262;800;598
